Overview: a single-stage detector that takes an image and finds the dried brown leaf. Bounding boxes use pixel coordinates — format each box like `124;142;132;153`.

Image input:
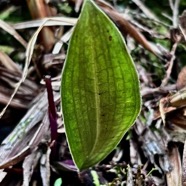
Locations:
0;91;49;168
176;67;186;90
155;88;186;121
96;0;158;56
179;10;186;41
27;0;57;51
166;147;182;186
40;147;51;186
23;147;42;186
0;51;21;73
183;140;186;185
170;88;186;107
168;108;186;128
0;91;28;109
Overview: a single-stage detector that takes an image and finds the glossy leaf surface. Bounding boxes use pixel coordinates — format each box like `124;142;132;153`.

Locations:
61;0;141;170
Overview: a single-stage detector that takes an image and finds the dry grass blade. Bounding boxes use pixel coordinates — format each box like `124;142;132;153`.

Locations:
0;17;74;118
0;29;38;117
131;0;159;21
0;19;27;48
52;28;74;54
169;0;180;27
12;17;77;29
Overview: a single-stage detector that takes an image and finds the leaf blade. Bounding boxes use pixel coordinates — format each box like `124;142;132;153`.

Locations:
61;0;141;170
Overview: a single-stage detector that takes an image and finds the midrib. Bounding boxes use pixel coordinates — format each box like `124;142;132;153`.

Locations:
88;34;100;158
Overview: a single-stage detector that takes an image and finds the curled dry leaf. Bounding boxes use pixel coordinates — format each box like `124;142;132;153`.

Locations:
155;87;186;121
154;97;176;121
155;88;186;142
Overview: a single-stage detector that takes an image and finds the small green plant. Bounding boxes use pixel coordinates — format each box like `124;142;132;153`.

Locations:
61;0;141;171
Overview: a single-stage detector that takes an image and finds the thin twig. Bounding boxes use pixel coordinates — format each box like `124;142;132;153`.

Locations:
169;0;180;27
131;0;159;22
141;84;176;97
161;39;180;87
173;0;180;27
169;0;174;11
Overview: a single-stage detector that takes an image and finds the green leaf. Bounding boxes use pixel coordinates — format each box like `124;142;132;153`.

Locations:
54;178;62;186
61;0;141;171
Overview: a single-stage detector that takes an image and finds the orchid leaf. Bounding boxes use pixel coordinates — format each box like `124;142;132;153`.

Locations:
61;0;141;170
